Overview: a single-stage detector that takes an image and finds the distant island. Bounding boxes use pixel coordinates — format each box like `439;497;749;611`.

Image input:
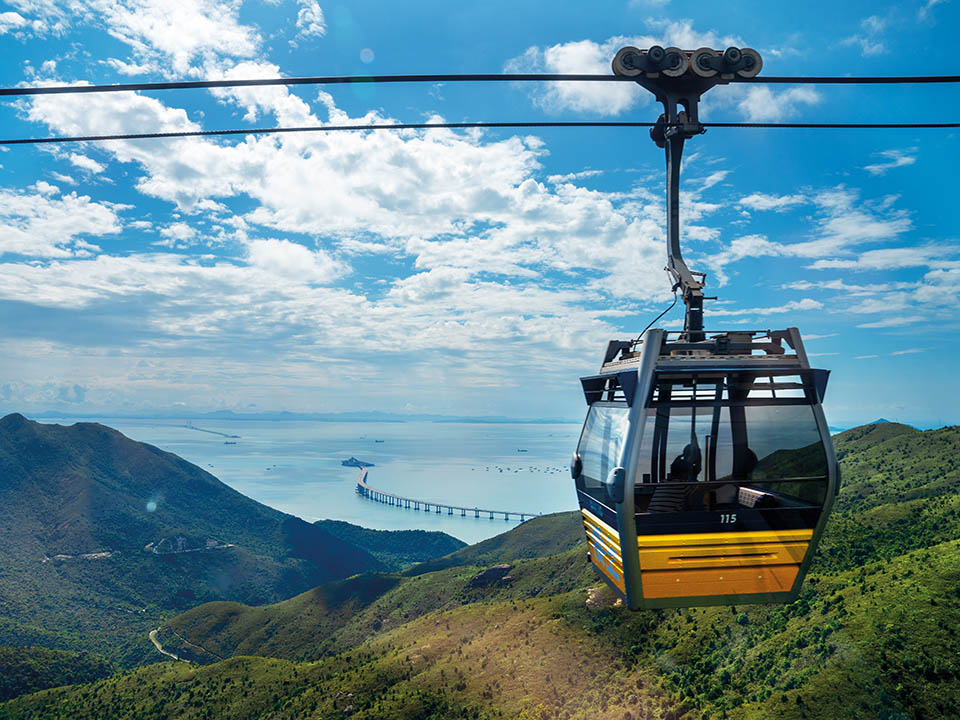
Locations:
341;456;375;468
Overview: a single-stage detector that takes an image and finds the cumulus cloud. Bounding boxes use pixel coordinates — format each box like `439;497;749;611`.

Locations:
68;153;107;173
734;86;820;122
9;0;260;74
0;10;27;34
0;187;121;258
295;0;325;39
246;238;344;284
23;86;680;304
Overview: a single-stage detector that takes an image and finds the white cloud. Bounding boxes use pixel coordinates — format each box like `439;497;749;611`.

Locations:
891;347;925;355
808;244;955;271
9;0;260;74
4;0;72;35
246;238;344;284
735;86;820;122
864;148;917;176
295;0;325;39
158;221;197;242
0;10;27;33
68;153;107;173
699;170;729;190
103;57;158;76
24;87;678;305
50;171;77;184
0;187;121;258
90;0;260;76
547;169;604;184
32;180;59;195
705;233;786;285
842;15;888;56
708;298;823;317
738;192;806;212
857;316;925;328
787;187;911;258
919;0;948;20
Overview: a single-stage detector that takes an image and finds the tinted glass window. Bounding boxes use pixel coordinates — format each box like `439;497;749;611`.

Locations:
744;405;829;480
577;405;629;490
635;376;830;509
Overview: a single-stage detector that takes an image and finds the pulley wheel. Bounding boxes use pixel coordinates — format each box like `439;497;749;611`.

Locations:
723;46;742;66
736;48;763;78
646;45;666;66
661;46;689;77
690;47;718;77
612;46;643;77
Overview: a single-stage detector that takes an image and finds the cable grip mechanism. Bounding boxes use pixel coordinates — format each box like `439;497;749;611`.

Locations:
612;45;764;341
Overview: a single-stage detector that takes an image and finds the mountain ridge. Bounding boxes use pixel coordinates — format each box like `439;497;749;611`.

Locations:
0;413;457;666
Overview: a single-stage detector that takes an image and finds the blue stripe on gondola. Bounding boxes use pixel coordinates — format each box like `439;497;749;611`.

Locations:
585;526;619;558
587;537;622;582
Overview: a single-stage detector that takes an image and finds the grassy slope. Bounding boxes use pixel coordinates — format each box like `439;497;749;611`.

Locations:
3;423;960;719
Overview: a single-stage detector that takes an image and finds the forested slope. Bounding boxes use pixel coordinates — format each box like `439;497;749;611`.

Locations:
2;422;958;719
0;414;389;665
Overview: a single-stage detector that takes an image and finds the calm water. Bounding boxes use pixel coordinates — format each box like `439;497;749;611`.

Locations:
44;418;582;544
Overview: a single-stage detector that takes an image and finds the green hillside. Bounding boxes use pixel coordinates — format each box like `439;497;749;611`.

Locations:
158;512;589;663
314;520;466;571
3;540;957;719
2;422;959;719
401;510;586;576
832;422;960;511
0;646;114;702
0;414;390;665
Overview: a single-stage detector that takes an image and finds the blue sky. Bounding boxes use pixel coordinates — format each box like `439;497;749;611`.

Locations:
0;0;957;427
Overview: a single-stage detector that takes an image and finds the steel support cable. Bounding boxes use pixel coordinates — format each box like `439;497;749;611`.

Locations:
2;120;958;146
2;73;960;97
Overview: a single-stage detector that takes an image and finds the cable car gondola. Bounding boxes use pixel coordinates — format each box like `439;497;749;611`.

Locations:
572;46;840;609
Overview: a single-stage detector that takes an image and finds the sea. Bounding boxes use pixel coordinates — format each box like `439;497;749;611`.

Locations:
42;417;582;544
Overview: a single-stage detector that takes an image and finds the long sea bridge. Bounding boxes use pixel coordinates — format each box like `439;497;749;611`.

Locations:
355;468;540;522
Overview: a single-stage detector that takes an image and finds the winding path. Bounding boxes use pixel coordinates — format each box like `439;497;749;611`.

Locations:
149;629;188;662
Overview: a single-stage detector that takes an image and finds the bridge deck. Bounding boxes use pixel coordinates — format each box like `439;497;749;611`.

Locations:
356;469;540;522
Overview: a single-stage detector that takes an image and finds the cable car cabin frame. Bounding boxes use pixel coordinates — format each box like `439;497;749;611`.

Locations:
572;327;840;609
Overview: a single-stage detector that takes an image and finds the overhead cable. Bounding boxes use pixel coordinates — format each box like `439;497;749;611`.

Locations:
2;73;960;97
2;120;958;146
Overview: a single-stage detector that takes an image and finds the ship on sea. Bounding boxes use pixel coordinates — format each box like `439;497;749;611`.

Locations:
342;456;375;468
